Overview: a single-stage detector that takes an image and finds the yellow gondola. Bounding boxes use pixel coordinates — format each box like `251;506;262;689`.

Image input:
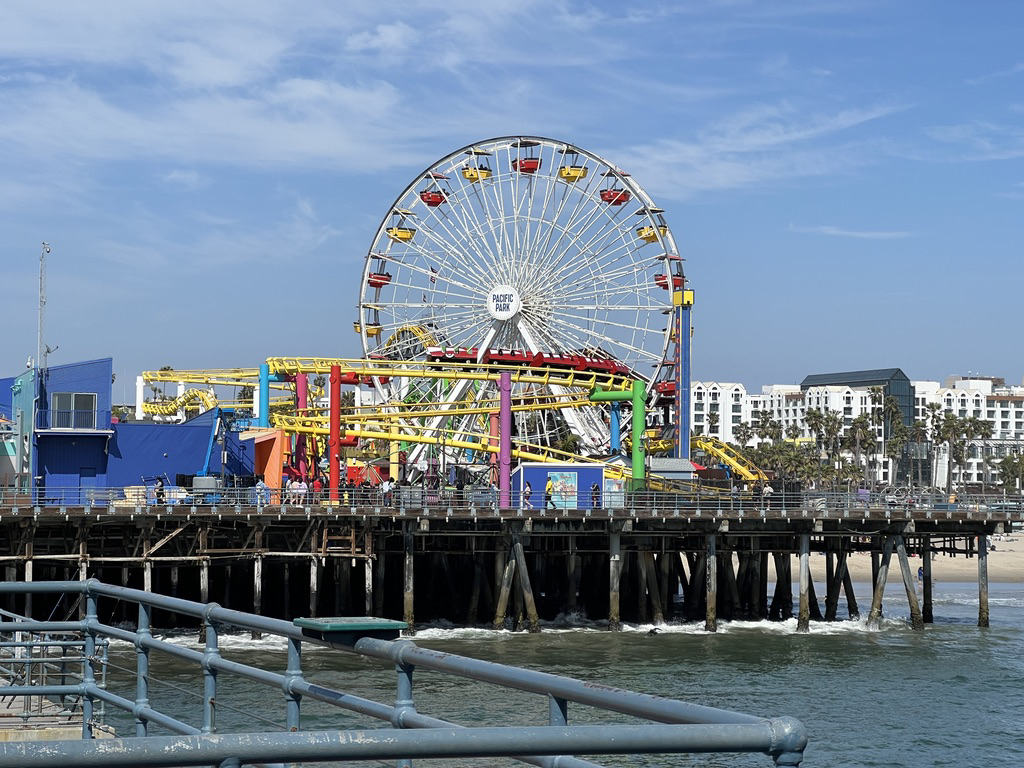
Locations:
636;225;668;243
386;226;416;241
461;147;493;183
557;147;588;183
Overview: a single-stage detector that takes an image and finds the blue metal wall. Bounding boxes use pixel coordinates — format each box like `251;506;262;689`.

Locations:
107;410;254;487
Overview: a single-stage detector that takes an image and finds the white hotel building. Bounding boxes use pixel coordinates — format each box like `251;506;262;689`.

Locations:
688;371;1024;491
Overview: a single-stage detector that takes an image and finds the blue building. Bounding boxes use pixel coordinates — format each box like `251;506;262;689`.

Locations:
3;358;253;504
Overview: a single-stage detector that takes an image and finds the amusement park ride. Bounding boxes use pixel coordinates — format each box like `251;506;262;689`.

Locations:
138;137;698;491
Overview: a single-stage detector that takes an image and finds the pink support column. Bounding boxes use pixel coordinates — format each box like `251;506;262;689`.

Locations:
499;372;512;508
329;366;341;503
296;373;309;480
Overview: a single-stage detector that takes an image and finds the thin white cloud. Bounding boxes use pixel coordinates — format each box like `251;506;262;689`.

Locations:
965;62;1024;86
788;223;912;239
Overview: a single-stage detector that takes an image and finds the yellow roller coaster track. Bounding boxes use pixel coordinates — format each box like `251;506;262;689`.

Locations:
691;435;770;483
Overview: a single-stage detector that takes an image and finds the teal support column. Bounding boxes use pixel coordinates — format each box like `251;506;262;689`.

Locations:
258;364;270;428
610;402;621;454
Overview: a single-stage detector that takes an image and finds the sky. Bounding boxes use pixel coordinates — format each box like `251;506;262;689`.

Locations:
2;0;1023;400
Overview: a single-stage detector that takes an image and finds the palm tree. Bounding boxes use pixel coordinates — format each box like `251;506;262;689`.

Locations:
910;419;928;488
844;413;874;488
706;411;720;436
804;408;826;490
755;409;782;444
732;421;754;448
925;402;943;488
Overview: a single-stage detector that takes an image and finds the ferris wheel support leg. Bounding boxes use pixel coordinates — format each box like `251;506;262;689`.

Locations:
499;372;512;508
329;365;341;503
675;291;693;460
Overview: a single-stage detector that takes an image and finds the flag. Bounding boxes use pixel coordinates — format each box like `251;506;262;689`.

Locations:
422;293;427;302
429;267;437;284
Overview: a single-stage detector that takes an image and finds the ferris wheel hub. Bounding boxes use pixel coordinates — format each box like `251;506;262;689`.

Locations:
487;284;522;321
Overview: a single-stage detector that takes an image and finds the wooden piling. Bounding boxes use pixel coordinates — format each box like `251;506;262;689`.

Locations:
824;551;846;621
252;555;263;639
842;568;860;620
513;539;541;633
704;533;717;633
493;555;516;630
402;528;415;634
978;533;989;628
636;551;649;624
609;530;622;632
867;535;895;629
797;533;810;633
894;535;923;630
922;537;933;624
643;551;664;625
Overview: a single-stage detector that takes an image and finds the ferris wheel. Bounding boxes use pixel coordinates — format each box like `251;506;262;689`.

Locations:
356;136;682;460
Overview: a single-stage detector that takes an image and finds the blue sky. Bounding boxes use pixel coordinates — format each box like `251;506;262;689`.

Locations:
3;0;1023;399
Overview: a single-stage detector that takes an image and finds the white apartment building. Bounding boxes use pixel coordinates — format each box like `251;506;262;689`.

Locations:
687;373;1024;491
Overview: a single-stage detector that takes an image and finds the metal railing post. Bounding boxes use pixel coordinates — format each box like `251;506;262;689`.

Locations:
81;588;98;739
135;601;151;737
284;636;302;732
549;694;568;726
393;643;416;768
201;606;220;734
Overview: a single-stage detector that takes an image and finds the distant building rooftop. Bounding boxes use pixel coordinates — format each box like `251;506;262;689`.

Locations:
800;368;909;390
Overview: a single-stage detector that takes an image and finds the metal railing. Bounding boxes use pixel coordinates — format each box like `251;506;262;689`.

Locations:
0;580;808;767
1;483;1021;520
33;409;111;431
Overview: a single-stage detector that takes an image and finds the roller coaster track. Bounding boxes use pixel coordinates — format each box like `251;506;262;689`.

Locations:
691;435;770;483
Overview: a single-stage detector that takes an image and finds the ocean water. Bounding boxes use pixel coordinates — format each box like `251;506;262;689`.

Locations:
102;581;1024;767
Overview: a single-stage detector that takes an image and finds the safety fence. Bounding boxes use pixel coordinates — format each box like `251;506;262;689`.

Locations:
0;580;808;767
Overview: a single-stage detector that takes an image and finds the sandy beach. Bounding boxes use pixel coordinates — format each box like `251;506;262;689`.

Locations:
769;531;1022;585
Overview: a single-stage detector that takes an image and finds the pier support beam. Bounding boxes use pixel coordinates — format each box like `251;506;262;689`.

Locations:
704;533;717;633
493;546;516;630
797;533;810;633
252;555;263;640
513;538;541;633
609;530;622;632
895;534;924;630
643;551;664;625
978;532;989;628
403;526;415;635
867;535;895;629
922;537;933;624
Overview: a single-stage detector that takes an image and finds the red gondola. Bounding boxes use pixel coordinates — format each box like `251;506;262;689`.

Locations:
654;274;683;290
419;172;448;207
419;190;446;206
655;380;676;395
600;188;631;205
512;139;541;174
367;272;392;288
512;157;541;173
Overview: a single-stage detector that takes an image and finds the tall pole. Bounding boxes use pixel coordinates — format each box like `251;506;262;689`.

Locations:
38;242;49;373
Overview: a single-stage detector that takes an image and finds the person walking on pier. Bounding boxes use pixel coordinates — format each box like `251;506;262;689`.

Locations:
545;476;555;510
154;477;165;505
762;482;775;510
522;481;533;509
591;481;601;509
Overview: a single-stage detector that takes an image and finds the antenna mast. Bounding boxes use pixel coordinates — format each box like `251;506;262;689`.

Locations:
37;242;50;371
